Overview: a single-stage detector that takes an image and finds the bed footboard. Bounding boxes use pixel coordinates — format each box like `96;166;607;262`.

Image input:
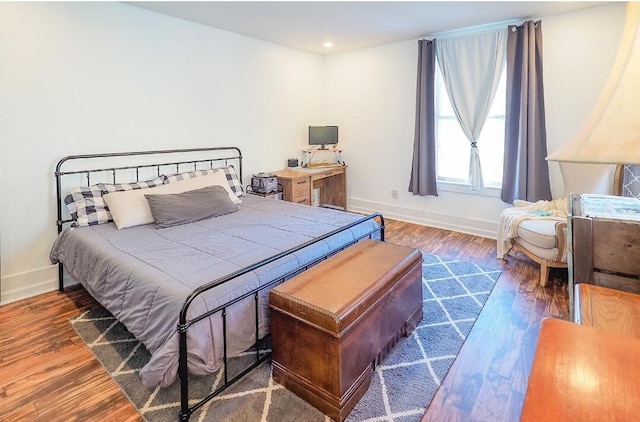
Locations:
177;212;385;421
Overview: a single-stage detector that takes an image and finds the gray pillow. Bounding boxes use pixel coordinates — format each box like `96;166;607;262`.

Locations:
145;185;239;228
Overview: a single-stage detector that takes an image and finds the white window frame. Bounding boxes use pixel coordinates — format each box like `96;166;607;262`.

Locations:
434;60;506;198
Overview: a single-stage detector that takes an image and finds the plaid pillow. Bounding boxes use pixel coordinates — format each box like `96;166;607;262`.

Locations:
163;166;245;196
163;169;217;184
64;186;111;227
220;165;245;197
64;177;165;227
96;177;164;193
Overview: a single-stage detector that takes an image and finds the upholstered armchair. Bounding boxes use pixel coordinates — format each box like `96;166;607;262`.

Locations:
497;199;568;287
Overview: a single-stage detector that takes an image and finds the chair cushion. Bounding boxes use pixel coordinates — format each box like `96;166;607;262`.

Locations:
516;219;558;249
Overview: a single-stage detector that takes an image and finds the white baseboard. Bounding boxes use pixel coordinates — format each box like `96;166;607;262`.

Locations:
0;264;77;305
348;197;499;240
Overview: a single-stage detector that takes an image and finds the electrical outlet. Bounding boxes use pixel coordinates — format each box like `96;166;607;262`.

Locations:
391;189;398;199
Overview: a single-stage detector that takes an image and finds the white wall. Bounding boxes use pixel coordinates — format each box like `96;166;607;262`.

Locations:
324;2;626;236
0;2;323;304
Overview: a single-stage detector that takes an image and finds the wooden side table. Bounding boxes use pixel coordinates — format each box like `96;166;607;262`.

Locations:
568;193;640;317
521;318;640;421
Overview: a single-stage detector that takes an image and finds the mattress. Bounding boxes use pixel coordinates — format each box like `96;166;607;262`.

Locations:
50;195;380;388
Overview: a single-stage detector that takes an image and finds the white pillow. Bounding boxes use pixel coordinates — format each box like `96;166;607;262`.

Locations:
103;171;241;229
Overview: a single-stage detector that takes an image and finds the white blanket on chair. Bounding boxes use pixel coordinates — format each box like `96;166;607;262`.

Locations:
497;198;568;259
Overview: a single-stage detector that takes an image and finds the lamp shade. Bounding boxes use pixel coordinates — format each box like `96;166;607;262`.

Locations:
547;2;640;164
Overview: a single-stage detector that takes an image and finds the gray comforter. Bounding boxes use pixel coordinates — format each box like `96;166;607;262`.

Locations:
50;195;379;388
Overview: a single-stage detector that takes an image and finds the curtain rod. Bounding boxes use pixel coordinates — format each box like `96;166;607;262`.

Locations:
432;19;519;40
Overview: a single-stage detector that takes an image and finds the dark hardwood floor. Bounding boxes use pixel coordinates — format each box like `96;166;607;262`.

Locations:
0;219;568;421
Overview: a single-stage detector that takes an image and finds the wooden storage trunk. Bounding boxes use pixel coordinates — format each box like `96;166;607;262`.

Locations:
269;239;423;421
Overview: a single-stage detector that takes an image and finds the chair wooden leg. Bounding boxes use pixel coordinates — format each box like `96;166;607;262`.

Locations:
511;242;566;287
539;261;550;287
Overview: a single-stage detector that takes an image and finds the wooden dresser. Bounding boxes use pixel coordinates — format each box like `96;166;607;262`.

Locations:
273;166;347;210
568;193;640;314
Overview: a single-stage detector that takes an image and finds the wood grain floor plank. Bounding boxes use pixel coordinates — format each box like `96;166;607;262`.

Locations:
420;222;568;422
1;402;39;421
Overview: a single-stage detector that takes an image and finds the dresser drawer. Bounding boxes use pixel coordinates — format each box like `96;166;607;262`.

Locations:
292;178;310;205
292;195;310;205
276;173;311;205
310;167;344;182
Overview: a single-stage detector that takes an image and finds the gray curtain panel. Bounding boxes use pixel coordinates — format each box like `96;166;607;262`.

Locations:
409;39;438;196
501;21;552;203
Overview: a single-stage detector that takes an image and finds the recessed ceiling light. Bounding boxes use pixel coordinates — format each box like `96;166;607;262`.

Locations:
323;42;334;48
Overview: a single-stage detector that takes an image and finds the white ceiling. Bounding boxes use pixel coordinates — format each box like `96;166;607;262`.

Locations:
128;1;610;55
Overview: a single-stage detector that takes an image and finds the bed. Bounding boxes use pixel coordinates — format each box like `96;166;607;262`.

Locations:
50;147;384;421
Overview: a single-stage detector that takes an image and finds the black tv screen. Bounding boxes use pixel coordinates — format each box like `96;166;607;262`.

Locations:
309;126;338;148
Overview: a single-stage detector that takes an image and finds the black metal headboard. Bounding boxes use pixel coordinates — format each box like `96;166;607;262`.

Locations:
54;146;242;233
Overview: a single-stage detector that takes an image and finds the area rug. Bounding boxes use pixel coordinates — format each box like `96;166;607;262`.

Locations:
70;252;501;422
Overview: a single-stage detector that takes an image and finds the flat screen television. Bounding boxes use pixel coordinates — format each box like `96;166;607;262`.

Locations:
308;126;338;149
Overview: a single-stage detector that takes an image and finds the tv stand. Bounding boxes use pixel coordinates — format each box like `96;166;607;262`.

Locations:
305;145;339;152
302;146;344;167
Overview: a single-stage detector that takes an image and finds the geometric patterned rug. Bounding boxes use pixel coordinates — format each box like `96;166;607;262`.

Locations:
70;252;501;422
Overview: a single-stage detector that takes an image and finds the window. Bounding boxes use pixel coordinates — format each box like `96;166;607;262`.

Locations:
434;63;506;189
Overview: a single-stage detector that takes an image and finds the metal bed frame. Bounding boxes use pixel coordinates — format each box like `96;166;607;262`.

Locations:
54;146;385;421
